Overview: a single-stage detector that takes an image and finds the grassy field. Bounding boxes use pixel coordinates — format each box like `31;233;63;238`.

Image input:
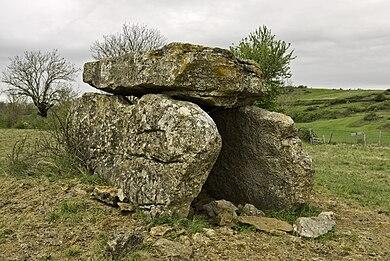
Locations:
0;129;389;260
278;87;390;145
305;144;389;212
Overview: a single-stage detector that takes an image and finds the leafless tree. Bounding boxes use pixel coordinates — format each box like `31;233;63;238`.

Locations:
1;50;79;117
90;23;167;59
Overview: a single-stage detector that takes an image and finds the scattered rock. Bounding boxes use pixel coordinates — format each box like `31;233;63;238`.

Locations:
203;199;238;226
71;93;222;217
238;216;293;234
117;189;127;202
293;211;336;238
238;204;265;217
107;232;143;257
218;227;235;236
117;202;135;212
203;106;314;210
191;190;215;213
178;235;192;246
153;238;193;260
92;186;122;206
202;228;216;238
83;42;264;108
149;225;173;237
73;187;88;196
192;232;211;245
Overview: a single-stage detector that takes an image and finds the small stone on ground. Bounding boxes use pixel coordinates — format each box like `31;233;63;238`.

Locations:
293;211;336;238
153;238;193;260
238;216;293;233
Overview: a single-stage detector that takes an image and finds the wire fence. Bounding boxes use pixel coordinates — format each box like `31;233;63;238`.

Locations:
306;129;390;146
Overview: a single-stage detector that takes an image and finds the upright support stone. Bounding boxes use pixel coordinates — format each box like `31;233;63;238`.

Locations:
70;93;222;217
203;106;314;210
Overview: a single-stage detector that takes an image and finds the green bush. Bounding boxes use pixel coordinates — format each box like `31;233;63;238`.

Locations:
363;112;381;121
5;107;103;184
231;25;295;110
298;127;317;142
374;92;387;102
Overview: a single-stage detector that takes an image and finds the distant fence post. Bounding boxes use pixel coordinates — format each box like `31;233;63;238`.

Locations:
309;129;313;144
363;132;367;146
328;132;333;144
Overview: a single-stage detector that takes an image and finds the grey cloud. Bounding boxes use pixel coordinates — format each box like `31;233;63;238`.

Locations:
1;0;389;96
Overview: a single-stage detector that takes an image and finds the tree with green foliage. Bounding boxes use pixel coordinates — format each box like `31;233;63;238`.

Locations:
230;26;295;109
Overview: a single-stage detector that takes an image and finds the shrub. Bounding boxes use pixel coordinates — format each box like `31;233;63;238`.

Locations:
231;25;295;110
363;112;380;121
5;107;102;183
298;127;317;142
374;92;387;102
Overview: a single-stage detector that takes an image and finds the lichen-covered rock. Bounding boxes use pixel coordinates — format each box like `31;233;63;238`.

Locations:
153;238;193;260
293;212;336;238
238;204;265;217
238;216;293;233
203;106;314;210
92;186;123;206
83;42;264;108
203;199;238;226
70;93;222;217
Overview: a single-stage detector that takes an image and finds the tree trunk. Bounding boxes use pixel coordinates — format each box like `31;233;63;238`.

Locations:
37;103;49;118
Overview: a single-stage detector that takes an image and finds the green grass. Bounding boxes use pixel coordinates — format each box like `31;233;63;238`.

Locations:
305;144;390;212
0;129;106;185
278;87;390;145
149;215;211;234
47;198;91;223
65;245;82;257
0;228;14;245
297;114;390;146
266;204;322;223
232;223;257;233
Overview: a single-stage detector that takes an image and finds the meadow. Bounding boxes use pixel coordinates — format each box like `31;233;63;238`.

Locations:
0;128;389;259
278;87;390;145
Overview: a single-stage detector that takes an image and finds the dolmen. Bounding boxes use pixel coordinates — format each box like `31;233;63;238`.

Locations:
71;42;314;217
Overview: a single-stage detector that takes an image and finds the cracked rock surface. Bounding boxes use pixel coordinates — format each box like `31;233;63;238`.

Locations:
83;42;264;108
203;106;314;210
70;93;222;217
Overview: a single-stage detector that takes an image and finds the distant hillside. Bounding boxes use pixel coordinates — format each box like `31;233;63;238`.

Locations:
277;87;390;145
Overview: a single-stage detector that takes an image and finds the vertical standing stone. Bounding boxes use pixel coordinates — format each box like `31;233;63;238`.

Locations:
203;106;314;210
70;93;222;217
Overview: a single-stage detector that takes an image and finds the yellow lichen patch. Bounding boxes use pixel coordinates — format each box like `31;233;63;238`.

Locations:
214;65;237;79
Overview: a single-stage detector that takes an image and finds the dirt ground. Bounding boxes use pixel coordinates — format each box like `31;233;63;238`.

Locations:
0;173;389;260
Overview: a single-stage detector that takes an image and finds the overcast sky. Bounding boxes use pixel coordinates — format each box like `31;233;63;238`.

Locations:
1;0;390;95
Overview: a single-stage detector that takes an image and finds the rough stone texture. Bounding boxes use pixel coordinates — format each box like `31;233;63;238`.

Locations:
149;225;173;237
192;233;211;245
153;238;193;260
92;186;123;206
238;204;265;217
238;216;293;233
294;212;336;238
83;42;264;108
203;200;238;226
203;106;314;210
71;93;222;217
117;202;135;212
106;232;144;257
